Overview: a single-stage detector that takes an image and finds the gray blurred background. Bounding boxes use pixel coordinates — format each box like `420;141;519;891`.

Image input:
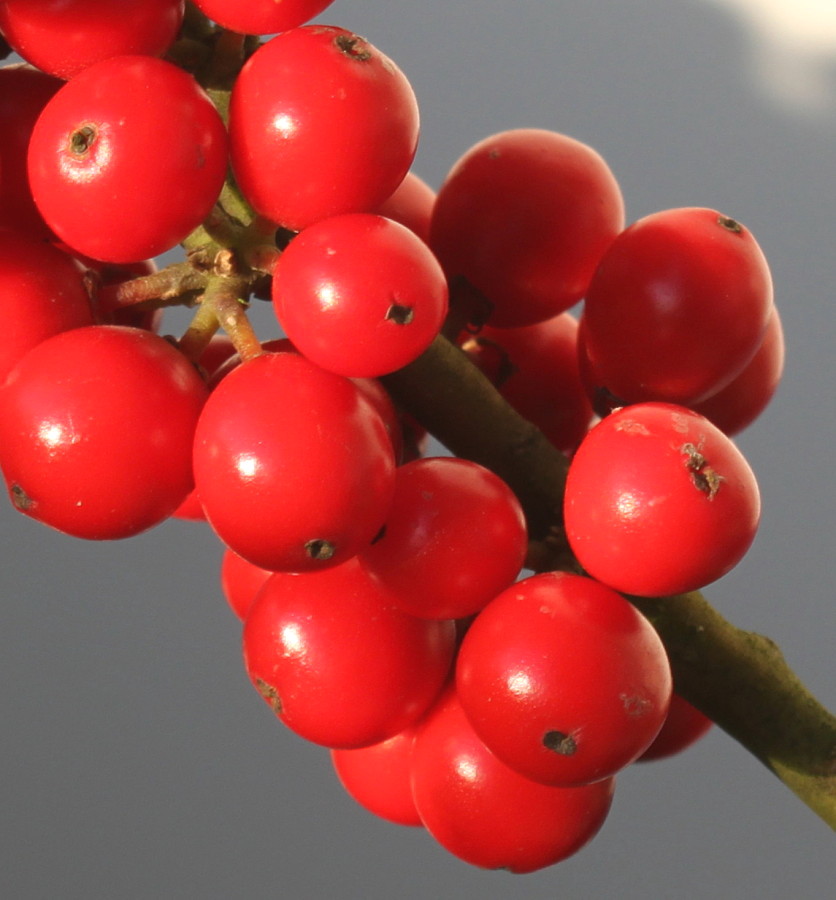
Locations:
2;0;835;897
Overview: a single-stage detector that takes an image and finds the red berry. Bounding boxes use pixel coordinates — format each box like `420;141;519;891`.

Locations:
0;229;94;384
456;572;672;786
373;171;436;244
242;559;455;748
28;55;228;263
362;457;528;620
273;214;448;377
564;403;761;596
0;325;207;539
582;208;774;405
192;0;334;35
0;0;185;79
692;305;785;435
229;26;419;231
637;693;713;762
193;351;396;572
411;687;615;872
220;548;273;621
430;128;624;327
330;723;423;826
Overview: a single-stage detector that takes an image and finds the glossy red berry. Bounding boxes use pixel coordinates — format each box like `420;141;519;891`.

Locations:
362;457;528;620
637;693;713;762
430;128;624;327
411;687;616;872
564;403;761;596
456;572;672;786
0;229;94;384
351;377;404;462
229;26;419;232
692;305;785;436
582;207;774;405
0;0;185;79
28;55;228;263
242;559;455;748
273;214;448;377
0;325;207;539
193;351;396;572
330;723;423;826
373;171;436;244
220;548;273;621
192;0;334;35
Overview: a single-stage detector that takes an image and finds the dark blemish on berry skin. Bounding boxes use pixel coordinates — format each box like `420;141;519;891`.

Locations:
305;538;336;560
10;484;34;511
681;442;724;499
255;678;283;715
543;730;577;755
385;303;414;325
69;124;97;156
717;214;743;234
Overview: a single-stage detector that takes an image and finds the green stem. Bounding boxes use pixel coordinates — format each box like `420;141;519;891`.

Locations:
384;334;836;829
631;591;836;827
198;274;263;361
177;296;221;362
382;334;570;543
97;262;207;312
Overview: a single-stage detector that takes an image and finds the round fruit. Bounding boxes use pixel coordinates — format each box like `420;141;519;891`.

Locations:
0;0;184;79
582;207;773;405
228;26;419;232
28;55;227;263
272;214;447;377
411;687;616;872
242;558;455;748
564;402;761;596
330;723;423;826
429;128;624;327
192;0;334;35
0;325;207;539
193;351;396;572
456;571;672;785
361;457;528;620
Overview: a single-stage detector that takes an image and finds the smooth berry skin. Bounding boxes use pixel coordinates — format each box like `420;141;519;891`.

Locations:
692;305;785;436
242;559;456;748
273;214;448;377
362;457;528;620
0;229;94;384
0;63;62;239
456;572;672;787
229;26;419;232
564;403;761;597
220;548;273;621
28;55;228;263
582;207;773;406
193;351;396;573
192;0;334;35
637;693;713;762
429;128;624;327
373;171;436;244
330;723;423;826
0;326;208;540
411;688;616;873
351;376;404;462
0;0;184;80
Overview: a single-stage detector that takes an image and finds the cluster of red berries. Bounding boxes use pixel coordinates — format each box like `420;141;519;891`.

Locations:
0;1;778;874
